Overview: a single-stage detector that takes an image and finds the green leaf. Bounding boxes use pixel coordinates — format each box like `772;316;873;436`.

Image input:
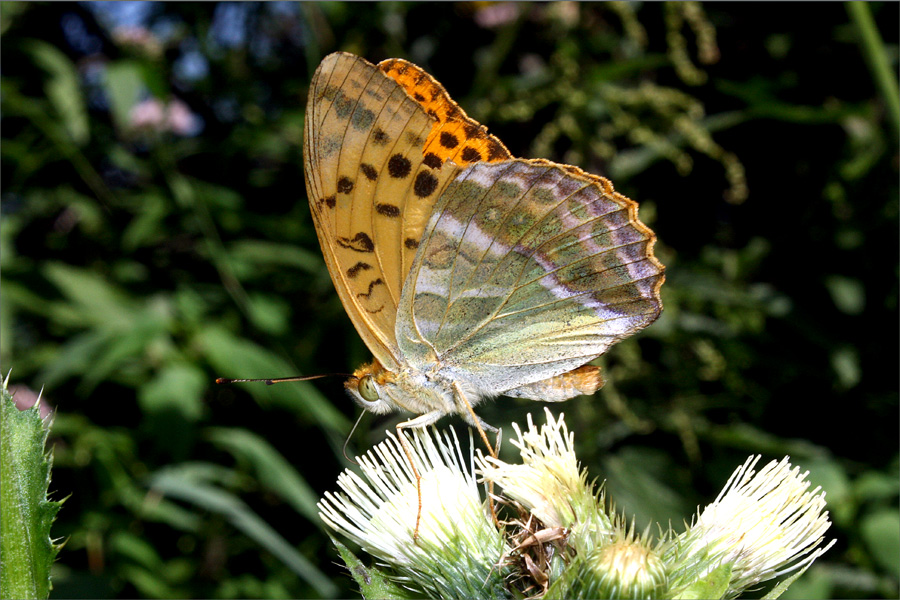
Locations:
330;537;415;600
36;331;107;390
761;560;819;599
121;193;170;251
830;347;861;390
138;363;206;423
244;292;291;336
42;262;138;329
148;464;338;598
1;375;64;600
205;427;320;523
860;509;900;578
676;561;731;600
774;565;833;600
107;531;180;597
24;40;89;145
104;60;144;131
854;470;900;503
138;363;207;459
825;275;865;315
227;239;324;275
78;313;170;393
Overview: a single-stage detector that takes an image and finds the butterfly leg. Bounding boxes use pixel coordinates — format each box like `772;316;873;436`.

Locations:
396;411;445;543
451;382;498;458
451;382;503;529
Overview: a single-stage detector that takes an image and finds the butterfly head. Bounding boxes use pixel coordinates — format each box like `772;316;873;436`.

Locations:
345;361;396;415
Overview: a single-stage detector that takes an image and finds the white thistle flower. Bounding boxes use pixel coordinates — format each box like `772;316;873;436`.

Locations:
477;408;611;552
669;455;836;597
477;409;584;527
318;426;508;598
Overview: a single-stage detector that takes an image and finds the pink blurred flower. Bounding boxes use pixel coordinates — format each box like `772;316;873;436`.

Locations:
112;26;163;58
165;99;200;136
129;98;167;131
474;2;520;29
9;385;53;420
128;97;200;136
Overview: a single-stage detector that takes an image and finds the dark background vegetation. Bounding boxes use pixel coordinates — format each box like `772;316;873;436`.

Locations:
1;2;897;598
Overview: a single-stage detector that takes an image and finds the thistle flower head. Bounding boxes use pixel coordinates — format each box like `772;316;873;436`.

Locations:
568;535;668;600
668;455;836;597
477;409;609;540
318;426;509;598
320;414;833;600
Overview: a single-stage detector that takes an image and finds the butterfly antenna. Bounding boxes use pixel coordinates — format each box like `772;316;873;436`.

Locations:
216;372;362;465
342;411;366;466
216;373;352;385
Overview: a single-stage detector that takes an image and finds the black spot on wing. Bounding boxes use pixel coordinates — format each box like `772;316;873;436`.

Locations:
388;154;412;178
375;203;401;217
423;153;443;169
337;177;354;193
414;171;439;197
337;232;375;253
372;128;390;146
357;278;385;299
439;131;459;149
347;262;372;278
360;164;378;181
461;147;482;162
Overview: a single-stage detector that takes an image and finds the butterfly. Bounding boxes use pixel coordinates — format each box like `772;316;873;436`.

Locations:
304;52;664;437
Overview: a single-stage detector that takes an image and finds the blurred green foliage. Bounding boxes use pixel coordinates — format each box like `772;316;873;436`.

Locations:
1;2;897;598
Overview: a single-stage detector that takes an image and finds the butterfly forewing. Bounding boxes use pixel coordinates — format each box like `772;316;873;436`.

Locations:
377;59;512;166
305;53;461;366
305;53;521;369
396;159;664;394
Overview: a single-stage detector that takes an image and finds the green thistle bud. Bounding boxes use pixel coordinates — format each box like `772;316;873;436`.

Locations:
591;538;667;598
549;534;667;600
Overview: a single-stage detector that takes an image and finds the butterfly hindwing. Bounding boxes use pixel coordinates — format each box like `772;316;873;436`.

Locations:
396;159;664;394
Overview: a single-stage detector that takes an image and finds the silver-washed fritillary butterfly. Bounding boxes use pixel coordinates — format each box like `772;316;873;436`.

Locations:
304;52;664;434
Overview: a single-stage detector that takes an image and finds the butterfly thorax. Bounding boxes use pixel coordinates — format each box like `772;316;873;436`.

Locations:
345;360;476;421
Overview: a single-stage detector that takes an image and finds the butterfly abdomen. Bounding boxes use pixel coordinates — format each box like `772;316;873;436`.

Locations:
503;365;605;402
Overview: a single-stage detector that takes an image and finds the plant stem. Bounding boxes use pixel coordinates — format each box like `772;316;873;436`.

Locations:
846;1;900;142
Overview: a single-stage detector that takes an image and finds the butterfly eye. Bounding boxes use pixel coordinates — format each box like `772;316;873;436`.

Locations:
358;375;379;402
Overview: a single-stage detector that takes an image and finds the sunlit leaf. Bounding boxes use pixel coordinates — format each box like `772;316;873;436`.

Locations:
104;61;144;132
860;510;900;578
25;40;89;145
